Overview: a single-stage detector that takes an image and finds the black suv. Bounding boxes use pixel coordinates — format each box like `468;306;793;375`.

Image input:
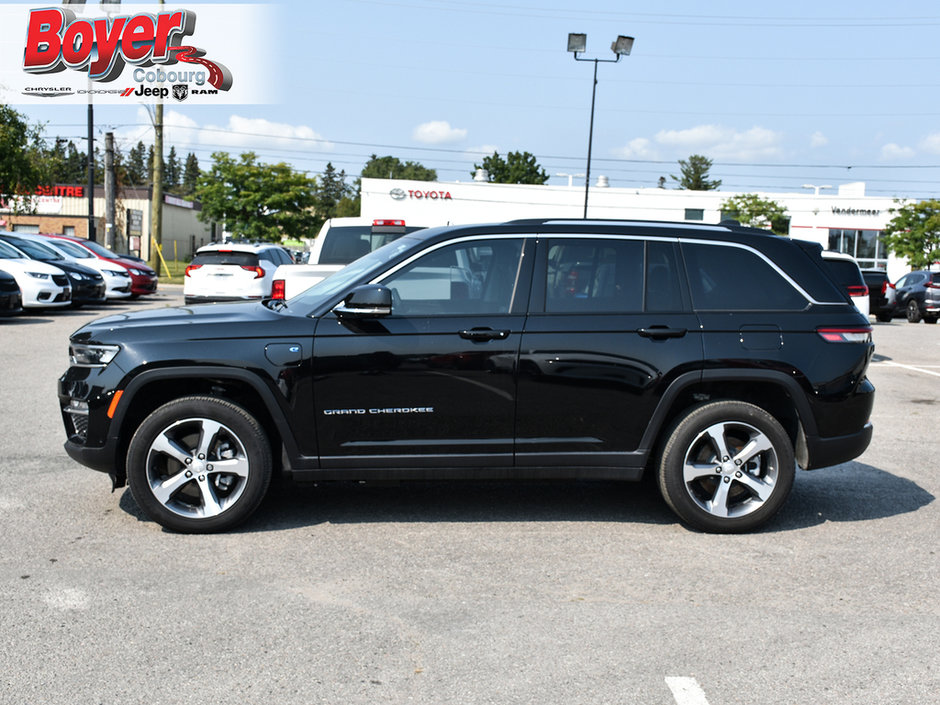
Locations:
59;220;874;534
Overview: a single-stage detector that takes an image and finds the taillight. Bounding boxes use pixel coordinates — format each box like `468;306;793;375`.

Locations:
184;264;202;277
271;279;286;300
926;281;940;289
847;284;868;297
240;265;264;279
817;326;872;343
373;219;405;227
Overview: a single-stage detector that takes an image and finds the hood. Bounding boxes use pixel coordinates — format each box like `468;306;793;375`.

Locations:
71;300;307;345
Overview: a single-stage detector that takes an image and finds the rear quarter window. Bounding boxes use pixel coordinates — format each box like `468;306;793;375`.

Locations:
683;242;808;311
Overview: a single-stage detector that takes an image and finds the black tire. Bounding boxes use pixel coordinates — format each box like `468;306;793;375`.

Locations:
924;316;937;324
875;311;893;323
657;401;795;533
127;396;272;533
906;299;922;323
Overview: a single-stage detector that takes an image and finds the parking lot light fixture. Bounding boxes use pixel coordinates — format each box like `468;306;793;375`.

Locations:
568;32;634;218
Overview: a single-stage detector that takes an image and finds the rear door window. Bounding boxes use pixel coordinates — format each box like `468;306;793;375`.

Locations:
542;238;684;313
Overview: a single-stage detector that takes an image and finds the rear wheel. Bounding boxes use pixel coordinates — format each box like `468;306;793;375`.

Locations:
906;299;922;323
657;401;795;533
127;396;272;533
875;311;893;323
924;316;937;324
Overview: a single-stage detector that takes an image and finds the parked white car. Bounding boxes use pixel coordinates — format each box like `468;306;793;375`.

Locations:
184;242;294;304
30;234;133;299
0;239;71;308
821;250;870;317
272;218;425;299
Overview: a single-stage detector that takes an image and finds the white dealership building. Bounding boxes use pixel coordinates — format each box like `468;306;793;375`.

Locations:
360;177;908;280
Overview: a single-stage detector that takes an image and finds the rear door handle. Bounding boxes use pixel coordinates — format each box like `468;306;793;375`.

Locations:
459;328;510;342
638;326;687;340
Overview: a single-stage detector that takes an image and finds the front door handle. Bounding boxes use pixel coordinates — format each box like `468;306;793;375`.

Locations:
459;328;510;342
638;326;687;340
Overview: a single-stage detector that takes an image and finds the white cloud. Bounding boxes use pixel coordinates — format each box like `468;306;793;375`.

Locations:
114;110;332;155
654;124;784;161
881;143;915;160
613;137;658;160
465;144;500;158
810;131;828;148
919;133;940;155
412;120;467;144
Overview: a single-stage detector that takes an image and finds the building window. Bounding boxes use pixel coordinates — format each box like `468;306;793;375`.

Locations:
684;208;704;221
63;226;75;237
12;224;40;233
828;229;886;269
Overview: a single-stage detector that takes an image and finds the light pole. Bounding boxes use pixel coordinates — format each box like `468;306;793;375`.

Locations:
568;33;633;218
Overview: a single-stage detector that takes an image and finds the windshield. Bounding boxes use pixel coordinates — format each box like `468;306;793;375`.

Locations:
289;235;424;310
80;239;118;258
49;239;93;258
0;240;26;259
3;237;62;261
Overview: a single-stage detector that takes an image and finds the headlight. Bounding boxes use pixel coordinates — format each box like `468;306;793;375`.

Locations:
69;343;120;367
104;269;130;278
27;271;51;280
129;268;143;276
69;272;85;281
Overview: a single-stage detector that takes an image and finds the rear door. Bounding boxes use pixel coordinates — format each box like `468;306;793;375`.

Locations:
515;234;703;470
313;235;533;469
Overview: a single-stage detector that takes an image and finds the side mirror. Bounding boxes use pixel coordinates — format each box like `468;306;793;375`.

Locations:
333;285;392;319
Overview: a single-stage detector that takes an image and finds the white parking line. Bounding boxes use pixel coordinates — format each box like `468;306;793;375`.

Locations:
870;361;940;378
666;677;711;705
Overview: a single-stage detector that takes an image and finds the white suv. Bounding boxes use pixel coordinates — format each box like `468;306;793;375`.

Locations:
184;242;294;304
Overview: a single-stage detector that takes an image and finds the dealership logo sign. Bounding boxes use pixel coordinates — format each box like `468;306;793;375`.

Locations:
390;188;453;201
22;7;232;91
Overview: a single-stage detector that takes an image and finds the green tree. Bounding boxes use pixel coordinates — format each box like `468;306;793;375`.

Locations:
720;193;789;235
181;152;200;196
195;151;317;242
881;199;940;269
0;105;50;210
125;141;149;186
671;154;722;190
472;151;548;184
313;162;354;227
164;146;181;191
361;154;437;181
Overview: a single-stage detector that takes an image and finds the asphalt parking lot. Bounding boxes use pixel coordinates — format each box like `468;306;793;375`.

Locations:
1;288;937;705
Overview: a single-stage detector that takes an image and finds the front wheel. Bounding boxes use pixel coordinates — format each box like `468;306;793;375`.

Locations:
906;299;922;323
657;401;795;533
127;396;272;533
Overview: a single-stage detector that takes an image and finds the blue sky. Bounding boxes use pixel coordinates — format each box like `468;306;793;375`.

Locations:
8;1;940;198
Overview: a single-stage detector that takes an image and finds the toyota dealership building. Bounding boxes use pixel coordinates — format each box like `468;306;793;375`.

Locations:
360;177;908;280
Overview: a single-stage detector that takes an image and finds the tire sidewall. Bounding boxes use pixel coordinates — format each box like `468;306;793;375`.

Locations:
127;396;272;533
657;401;795;533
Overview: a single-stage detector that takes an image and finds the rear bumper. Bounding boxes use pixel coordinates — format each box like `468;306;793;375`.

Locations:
801;422;873;470
184;295;263;304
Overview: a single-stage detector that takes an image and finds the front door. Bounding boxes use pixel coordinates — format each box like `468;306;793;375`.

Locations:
313;236;532;469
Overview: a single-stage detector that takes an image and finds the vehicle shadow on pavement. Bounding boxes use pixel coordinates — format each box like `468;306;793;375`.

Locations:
116;461;932;534
771;461;934;531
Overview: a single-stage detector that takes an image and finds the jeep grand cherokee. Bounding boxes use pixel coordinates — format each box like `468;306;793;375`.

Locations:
59;219;874;533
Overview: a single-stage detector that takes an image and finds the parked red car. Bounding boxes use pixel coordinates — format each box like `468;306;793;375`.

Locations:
42;234;157;297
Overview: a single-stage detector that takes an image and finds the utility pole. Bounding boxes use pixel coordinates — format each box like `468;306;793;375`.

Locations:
104;131;116;250
148;0;164;276
150;104;163;276
86;88;95;241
